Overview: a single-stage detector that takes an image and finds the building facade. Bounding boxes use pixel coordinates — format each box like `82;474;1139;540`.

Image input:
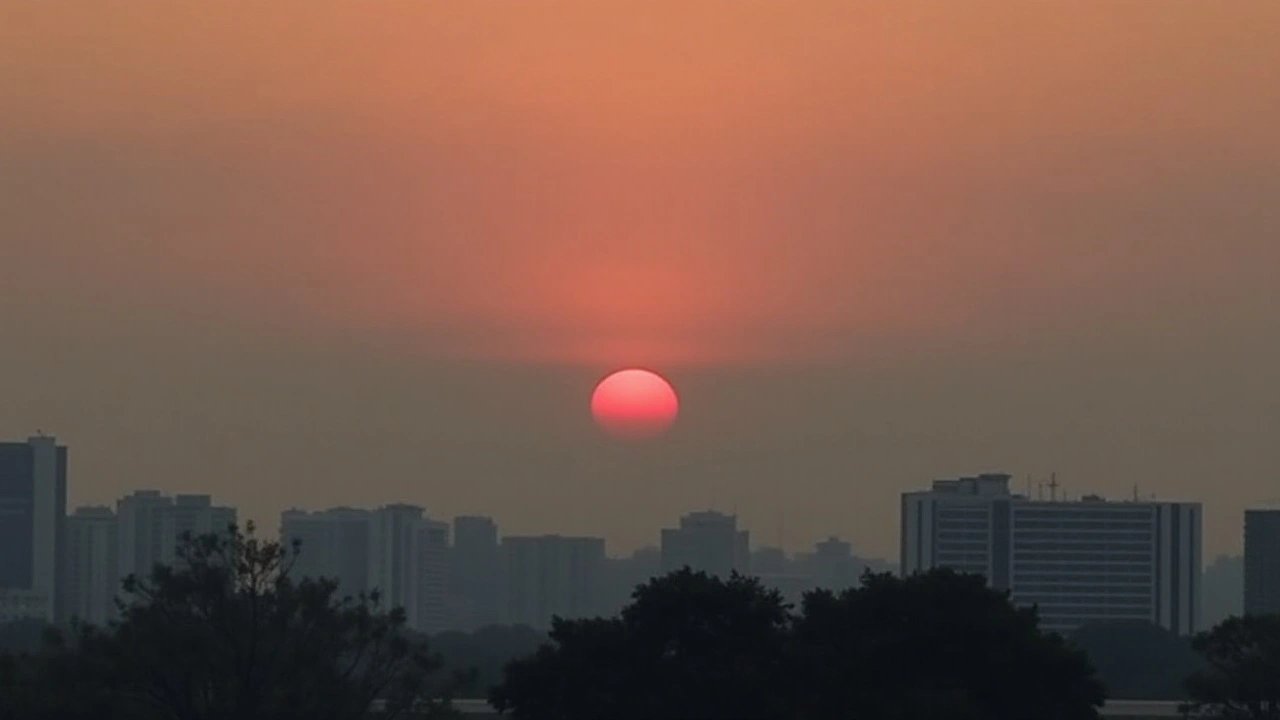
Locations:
0;435;67;622
280;507;373;596
116;490;174;587
902;474;1201;635
159;494;237;564
409;519;450;634
62;506;119;626
450;515;503;631
369;504;427;614
1244;509;1280;616
117;491;238;586
660;511;750;578
503;535;605;629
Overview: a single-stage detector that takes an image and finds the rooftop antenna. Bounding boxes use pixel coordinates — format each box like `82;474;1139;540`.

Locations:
1037;481;1044;501
1133;484;1139;502
1047;472;1060;502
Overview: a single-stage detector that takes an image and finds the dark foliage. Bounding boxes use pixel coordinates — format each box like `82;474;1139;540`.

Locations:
493;569;793;720
429;625;546;695
0;523;458;720
492;567;1106;720
0;619;52;655
1185;614;1280;719
793;569;1104;720
1072;620;1202;700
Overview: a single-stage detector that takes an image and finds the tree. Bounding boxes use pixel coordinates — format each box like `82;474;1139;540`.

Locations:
491;568;793;720
0;523;457;720
1072;620;1202;700
1185;614;1280;719
791;569;1104;720
429;625;546;695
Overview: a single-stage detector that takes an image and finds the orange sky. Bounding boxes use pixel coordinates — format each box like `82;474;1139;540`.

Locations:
1;1;1278;559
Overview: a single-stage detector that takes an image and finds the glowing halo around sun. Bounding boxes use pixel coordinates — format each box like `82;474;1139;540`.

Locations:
590;368;679;440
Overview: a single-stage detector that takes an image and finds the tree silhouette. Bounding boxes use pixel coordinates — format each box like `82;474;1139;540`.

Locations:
793;569;1105;720
1185;614;1280;719
0;523;457;720
492;568;792;720
1072;620;1201;700
493;566;1105;720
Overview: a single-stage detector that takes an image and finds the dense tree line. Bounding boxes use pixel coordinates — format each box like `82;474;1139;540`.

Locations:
6;528;1280;719
493;568;1106;720
491;569;1280;720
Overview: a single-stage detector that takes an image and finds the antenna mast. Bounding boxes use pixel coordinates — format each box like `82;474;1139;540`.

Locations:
1047;472;1060;502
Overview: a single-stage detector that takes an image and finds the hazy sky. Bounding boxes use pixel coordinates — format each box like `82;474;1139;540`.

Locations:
2;2;1277;560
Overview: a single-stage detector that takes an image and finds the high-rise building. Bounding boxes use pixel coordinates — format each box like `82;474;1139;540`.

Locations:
159;494;237;565
599;546;660;617
280;507;373;597
0;435;67;623
901;474;1202;635
117;490;237;593
116;490;173;586
409;519;450;634
503;535;605;628
368;504;426;614
804;536;862;592
1244;510;1280;616
62;506;119;626
450;516;502;631
660;511;750;578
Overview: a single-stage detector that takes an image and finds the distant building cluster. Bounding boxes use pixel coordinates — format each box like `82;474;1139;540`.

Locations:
1;435;237;625
3;434;1277;636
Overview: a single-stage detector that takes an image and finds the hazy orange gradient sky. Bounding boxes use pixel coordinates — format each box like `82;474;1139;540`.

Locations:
1;1;1277;560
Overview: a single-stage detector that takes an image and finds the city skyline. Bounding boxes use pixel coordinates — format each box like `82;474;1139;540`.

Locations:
8;425;1245;559
4;432;1268;641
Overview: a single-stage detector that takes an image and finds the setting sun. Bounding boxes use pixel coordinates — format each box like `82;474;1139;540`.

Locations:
590;369;679;439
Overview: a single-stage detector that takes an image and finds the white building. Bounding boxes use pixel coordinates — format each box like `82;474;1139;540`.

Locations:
63;506;119;626
660;511;750;578
901;474;1201;635
0;435;67;623
503;535;605;628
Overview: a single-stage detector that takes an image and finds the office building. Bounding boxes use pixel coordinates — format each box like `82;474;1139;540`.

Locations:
660;511;750;578
280;507;373;596
63;506;119;626
503;535;605;628
901;474;1201;635
450;515;503;631
1244;510;1280;616
0;435;68;622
